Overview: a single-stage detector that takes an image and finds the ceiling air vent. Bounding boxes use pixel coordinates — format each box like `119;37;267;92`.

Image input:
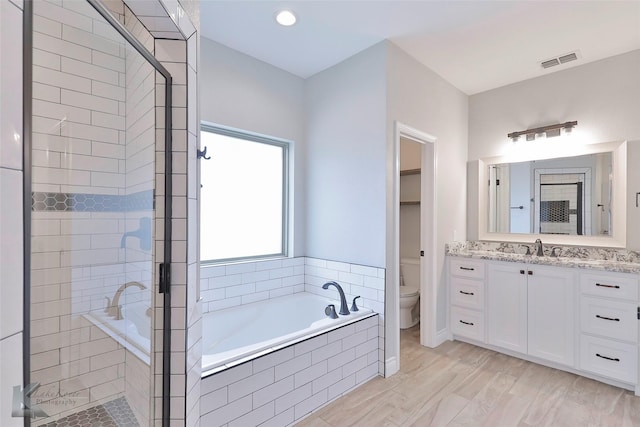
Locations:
540;51;580;69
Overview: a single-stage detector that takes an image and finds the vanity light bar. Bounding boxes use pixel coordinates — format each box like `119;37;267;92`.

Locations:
508;121;577;142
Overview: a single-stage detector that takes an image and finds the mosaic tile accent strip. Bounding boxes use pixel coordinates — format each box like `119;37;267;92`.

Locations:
32;190;154;212
40;397;139;427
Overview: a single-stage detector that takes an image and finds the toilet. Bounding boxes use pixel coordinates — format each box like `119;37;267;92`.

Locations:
399;258;420;329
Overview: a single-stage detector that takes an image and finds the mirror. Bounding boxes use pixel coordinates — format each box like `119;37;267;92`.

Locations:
488;153;612;236
477;140;627;248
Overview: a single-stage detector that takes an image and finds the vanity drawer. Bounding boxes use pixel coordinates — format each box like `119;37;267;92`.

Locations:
450;259;485;280
579;335;637;384
580;272;638;301
451;277;484;310
451;306;485;342
580;297;638;343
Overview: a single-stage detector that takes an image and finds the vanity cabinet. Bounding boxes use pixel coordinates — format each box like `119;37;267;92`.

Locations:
449;259;485;342
578;271;639;384
486;262;575;366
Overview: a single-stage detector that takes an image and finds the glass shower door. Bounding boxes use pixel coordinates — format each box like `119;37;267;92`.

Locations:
27;1;168;425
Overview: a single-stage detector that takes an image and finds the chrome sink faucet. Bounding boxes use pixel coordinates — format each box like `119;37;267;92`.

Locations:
534;238;544;256
322;281;350;315
105;281;147;320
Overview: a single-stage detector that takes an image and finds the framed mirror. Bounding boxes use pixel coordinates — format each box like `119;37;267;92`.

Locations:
477;140;627;248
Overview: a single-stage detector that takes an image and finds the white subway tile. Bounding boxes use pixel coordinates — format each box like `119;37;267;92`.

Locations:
62;24;121;57
274;382;311;415
294;335;327;357
33;48;61;70
338;271;364;286
255;279;282;293
155;39;186;62
225;283;255;298
269;286;294;299
326;260;350;272
356;361;379;384
91;50;125;73
36;1;92;31
200;395;251;426
294;389;328;421
274;353;311;381
225;262;256;275
209;274;242;289
241;270;270;284
351;264;379;277
327;323;355;344
34;66;91;94
342;355;368;378
34;14;62;37
304;258;326;268
327;374;356;401
228;401;274;427
311;341;341;365
201;265;226;279
311;366;342;395
33;82;61;103
355;338;378;359
61;89;119;115
327;347;355;372
293;360;327;388
92;81;126;102
255;259;283;271
241;291;269;305
34;99;91;124
270;267;294;279
364;275;385;290
33;32;92;63
253;347;294;373
252;375;294;408
228;367;274;402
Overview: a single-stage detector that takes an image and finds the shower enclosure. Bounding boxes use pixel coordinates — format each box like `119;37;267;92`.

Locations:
25;0;172;425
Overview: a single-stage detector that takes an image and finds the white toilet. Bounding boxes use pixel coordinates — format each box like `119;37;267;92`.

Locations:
399;258;420;329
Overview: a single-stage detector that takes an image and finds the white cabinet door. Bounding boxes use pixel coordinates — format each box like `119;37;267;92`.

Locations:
487;263;528;353
528;266;576;367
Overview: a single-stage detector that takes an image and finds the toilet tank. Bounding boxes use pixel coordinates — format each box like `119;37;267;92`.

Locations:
400;258;420;288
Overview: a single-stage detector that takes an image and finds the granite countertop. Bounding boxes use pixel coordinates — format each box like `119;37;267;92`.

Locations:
446;242;640;275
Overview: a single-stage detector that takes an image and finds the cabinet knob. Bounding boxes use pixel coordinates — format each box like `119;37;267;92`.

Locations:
528;270;533;276
520;270;525;275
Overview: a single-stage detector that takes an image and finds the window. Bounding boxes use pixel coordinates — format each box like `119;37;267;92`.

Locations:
200;124;289;263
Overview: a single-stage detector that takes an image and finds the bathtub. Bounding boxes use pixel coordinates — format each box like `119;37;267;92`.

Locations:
84;301;151;364
202;292;375;375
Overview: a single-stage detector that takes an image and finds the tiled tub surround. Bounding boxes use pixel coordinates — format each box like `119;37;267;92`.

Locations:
200;314;380;427
446;241;640;273
200;257;386;375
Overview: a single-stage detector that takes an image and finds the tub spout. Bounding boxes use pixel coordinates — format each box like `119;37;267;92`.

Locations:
322;281;350;315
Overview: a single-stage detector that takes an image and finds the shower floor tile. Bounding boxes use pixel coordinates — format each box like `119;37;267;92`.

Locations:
41;396;139;427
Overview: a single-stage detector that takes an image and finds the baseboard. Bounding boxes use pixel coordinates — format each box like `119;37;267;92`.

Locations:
434;328;449;347
385;356;398;377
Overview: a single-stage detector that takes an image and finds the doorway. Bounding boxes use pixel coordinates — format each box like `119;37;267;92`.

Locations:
388;122;436;376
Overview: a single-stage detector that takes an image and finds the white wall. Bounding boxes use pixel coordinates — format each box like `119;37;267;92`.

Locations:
305;42;388;268
199;38;306;256
386;43;469;338
468;50;640;249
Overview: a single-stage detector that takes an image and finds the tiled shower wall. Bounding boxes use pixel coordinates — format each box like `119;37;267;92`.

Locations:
29;1;156;423
200;257;386;376
0;1;24;426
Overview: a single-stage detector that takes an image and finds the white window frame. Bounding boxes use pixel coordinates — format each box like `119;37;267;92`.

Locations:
199;123;290;264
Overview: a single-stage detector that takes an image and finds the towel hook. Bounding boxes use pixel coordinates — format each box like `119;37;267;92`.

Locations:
197;146;211;160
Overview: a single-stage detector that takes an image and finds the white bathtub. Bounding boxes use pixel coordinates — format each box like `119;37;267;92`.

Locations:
202;292;374;375
84;301;151;364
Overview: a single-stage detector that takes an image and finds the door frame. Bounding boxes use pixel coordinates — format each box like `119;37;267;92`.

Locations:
388;122;437;375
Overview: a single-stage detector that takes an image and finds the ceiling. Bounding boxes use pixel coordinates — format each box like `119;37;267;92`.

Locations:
199;1;640;95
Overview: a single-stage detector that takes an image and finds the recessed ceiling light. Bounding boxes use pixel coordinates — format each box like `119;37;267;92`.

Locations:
276;10;297;27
